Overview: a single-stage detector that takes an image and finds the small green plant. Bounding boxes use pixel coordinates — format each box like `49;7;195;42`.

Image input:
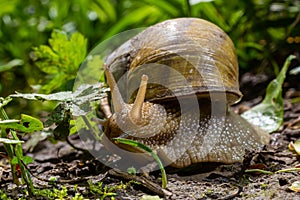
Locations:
88;180;135;200
127;166;137;175
72;193;85;200
0;189;11;200
31;181;135;199
88;181;117;199
260;183;268;189
33;186;68;199
32;30;87;93
242;55;296;133
114;138;167;189
0;97;43;195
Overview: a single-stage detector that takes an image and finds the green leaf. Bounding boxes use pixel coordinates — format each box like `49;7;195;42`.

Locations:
0;114;43;133
22;156;34;165
0;0;19;16
32;45;60;74
40;73;68;94
114;138;167;189
91;0;116;22
127;166;137;175
141;0;180;16
45;103;70;127
52;105;71;141
10;91;73;101
103;6;160;39
242;55;296;133
49;176;57;182
197;2;230;31
11;156;18;165
0;59;23;73
0;138;24;144
34;30;87;75
10;83;109;116
33;30;87;93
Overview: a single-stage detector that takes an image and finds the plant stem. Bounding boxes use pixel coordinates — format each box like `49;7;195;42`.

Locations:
0;107;34;194
114;138;167;189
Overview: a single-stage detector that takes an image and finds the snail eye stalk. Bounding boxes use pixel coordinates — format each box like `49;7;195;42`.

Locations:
129;75;148;124
103;64;125;113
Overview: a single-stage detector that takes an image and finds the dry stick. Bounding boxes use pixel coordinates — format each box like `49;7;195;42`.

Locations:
66;136;89;153
220;186;243;200
108;168;172;197
20;159;107;184
23;158;170;197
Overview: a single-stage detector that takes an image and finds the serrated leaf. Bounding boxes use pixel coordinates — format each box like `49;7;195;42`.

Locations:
0;114;43;133
242;55;296;133
10;91;73;101
34;30;87;75
10;83;109;117
0;138;24;144
33;45;60;74
33;30;87;93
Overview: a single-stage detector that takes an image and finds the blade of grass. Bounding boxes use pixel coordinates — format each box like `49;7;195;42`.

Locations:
114;137;167;189
244;169;274;174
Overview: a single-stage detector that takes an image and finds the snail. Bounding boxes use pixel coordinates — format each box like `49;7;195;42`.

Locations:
100;18;270;168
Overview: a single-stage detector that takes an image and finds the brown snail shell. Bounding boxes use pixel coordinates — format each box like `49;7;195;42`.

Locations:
106;18;242;105
103;18;270;168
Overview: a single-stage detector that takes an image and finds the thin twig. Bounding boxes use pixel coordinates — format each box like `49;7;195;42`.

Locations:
220;186;243;200
20;158;107;184
66;136;89;153
108;168;172;197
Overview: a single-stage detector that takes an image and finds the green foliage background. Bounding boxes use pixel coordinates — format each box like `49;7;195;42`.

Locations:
0;0;299;116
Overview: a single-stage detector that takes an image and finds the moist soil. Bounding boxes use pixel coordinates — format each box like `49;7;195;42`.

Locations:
0;72;300;199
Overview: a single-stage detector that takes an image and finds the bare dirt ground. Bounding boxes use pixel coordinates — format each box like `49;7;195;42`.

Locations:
0;72;300;199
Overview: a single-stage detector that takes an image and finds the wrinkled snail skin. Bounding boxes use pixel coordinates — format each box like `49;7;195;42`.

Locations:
102;18;270;168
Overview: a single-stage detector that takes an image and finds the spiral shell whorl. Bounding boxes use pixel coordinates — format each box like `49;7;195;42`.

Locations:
106;18;242;104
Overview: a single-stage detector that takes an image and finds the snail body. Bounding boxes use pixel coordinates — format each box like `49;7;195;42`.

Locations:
102;18;270;168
